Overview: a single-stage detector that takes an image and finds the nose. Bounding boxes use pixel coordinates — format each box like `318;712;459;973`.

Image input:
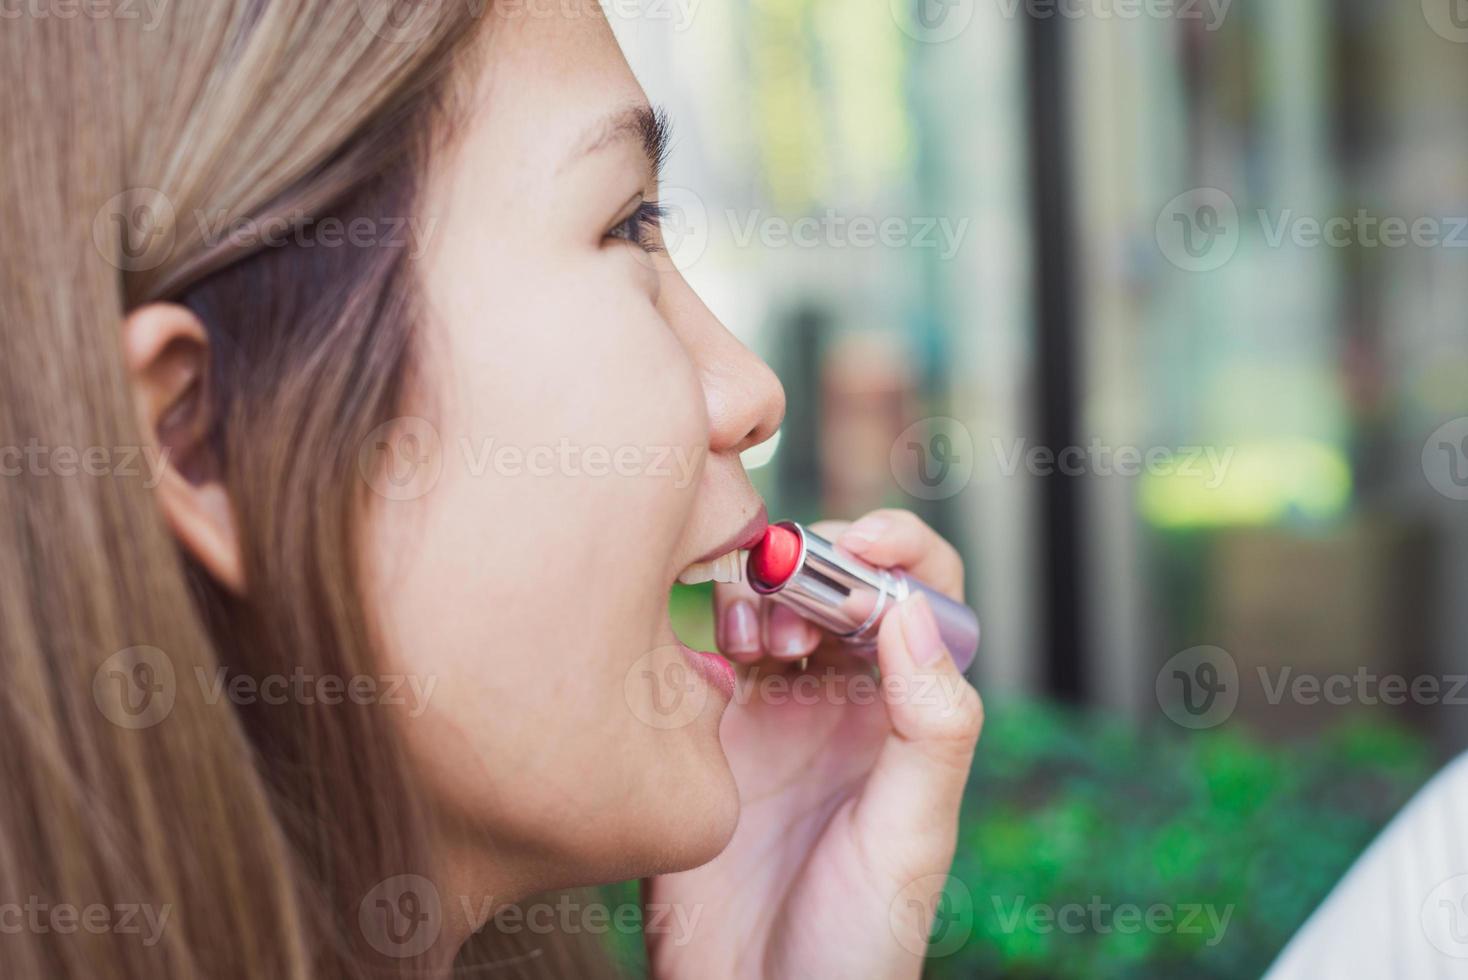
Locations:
662;277;785;456
705;337;785;455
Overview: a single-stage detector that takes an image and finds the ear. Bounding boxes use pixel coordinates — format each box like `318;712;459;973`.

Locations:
123;303;245;594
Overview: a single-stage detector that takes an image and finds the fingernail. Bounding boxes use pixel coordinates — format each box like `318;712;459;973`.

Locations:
765;603;813;657
841;514;890;550
720;599;760;655
900;593;947;667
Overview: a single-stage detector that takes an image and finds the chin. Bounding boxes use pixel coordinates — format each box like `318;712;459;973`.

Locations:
605;747;741;881
662;757;741;871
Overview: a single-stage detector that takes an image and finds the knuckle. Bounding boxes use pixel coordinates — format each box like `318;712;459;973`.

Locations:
931;682;984;744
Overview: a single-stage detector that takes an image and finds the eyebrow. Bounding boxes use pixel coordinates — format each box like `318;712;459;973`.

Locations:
565;103;673;177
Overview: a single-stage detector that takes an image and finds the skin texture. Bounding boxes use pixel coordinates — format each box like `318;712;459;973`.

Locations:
122;3;982;975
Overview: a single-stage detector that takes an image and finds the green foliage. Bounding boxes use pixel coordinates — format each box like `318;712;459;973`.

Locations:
931;701;1434;979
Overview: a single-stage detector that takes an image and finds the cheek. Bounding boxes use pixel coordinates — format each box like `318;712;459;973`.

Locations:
430;264;706;625
362;260;730;870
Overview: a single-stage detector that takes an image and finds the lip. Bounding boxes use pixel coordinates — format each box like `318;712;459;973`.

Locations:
679;645;737;700
689;504;768;566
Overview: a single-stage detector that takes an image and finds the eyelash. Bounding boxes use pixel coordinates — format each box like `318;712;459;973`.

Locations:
607;200;668;253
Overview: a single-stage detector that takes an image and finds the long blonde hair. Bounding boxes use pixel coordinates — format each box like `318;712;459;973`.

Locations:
1;3;613;976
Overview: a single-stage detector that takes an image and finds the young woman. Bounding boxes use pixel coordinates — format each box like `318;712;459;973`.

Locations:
0;2;983;977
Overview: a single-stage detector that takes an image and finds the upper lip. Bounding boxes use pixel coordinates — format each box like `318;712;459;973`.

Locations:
690;504;768;566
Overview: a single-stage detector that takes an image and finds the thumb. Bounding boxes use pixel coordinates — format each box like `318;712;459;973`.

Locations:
853;593;984;868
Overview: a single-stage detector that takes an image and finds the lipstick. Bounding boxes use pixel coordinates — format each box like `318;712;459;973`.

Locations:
746;521;979;673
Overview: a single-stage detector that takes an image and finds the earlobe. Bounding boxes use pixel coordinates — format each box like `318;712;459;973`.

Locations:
122;303;246;595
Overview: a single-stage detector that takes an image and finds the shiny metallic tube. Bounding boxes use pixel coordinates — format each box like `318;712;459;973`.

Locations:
748;521;980;672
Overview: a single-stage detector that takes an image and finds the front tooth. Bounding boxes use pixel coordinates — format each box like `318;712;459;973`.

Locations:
712;551;747;584
677;551;748;586
678;561;716;586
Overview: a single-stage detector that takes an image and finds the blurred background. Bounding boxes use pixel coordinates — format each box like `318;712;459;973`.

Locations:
605;1;1468;975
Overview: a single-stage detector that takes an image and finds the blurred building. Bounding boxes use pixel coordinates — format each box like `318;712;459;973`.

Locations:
613;0;1468;751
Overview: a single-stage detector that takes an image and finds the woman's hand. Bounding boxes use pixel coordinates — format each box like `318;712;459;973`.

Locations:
644;509;983;979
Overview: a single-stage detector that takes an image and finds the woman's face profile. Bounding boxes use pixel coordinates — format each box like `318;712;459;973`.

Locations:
366;1;786;892
5;0;988;973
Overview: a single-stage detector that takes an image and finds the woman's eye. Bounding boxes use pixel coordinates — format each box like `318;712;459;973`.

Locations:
606;200;668;253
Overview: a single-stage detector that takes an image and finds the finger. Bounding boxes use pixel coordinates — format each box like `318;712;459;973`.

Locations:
807;518;851;541
760;600;821;661
834;509;964;598
712;579;764;664
853;593;983;868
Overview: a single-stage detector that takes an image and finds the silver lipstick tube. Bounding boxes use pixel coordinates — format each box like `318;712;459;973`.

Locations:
748;521;979;673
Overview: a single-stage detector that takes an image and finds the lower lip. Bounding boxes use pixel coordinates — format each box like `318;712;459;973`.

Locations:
681;646;736;699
